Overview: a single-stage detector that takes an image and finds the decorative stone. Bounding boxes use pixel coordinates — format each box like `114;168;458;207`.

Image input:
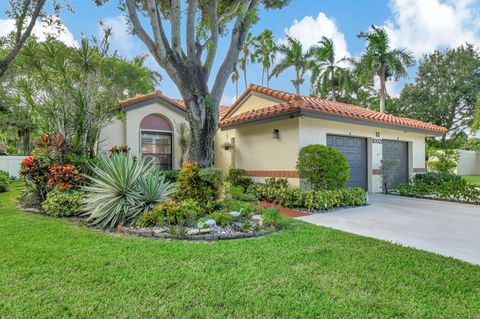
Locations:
199;227;212;234
255;230;267;237
187;228;200;235
153;230;167;238
244;232;256;238
124;228;137;235
190;235;206;240
219;233;234;240
137;228;153;237
204;234;219;241
231;232;245;239
233;222;243;228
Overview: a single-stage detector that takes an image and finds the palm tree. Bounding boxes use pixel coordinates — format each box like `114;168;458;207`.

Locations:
231;65;240;100
238;32;254;90
251;29;276;87
356;25;414;112
307;36;352;101
270;36;308;94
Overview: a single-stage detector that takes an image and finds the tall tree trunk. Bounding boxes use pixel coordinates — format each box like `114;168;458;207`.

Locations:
243;68;248;90
235;80;238;100
23;128;30;155
331;78;337;101
182;78;219;167
186;99;218;167
261;67;265;86
293;67;301;95
379;64;386;113
266;66;270;88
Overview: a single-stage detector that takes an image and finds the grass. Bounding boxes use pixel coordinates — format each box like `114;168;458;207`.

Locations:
463;175;480;185
1;183;479;318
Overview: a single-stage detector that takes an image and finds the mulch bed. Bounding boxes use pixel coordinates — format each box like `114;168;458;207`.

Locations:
277;206;309;218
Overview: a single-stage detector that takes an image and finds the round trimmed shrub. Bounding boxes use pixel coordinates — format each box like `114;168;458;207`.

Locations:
296;144;350;190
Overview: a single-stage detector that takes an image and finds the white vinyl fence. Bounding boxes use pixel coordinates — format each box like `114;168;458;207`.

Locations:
0;156;24;178
456;150;480;176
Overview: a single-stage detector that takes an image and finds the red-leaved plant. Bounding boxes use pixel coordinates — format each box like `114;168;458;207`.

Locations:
47;164;84;190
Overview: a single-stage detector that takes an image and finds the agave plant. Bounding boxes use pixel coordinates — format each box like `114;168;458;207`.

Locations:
82;153;176;228
135;172;177;213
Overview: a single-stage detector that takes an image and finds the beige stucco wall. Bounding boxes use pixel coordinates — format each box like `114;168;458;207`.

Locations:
228;92;283;116
232;118;300;186
100;102;188;169
214;129;235;170
125;102;188;169
299;117;428;192
98;118;126;155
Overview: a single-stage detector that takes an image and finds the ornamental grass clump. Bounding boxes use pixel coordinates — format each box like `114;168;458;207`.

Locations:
82;153;176;228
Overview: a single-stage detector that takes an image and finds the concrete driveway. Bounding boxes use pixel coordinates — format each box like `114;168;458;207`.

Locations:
297;194;480;265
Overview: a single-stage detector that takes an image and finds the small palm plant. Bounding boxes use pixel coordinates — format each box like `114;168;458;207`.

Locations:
82;153;176;228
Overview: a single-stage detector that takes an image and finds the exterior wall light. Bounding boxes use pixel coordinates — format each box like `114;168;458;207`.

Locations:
272;129;280;139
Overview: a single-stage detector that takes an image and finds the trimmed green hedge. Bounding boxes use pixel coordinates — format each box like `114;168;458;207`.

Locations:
247;182;366;211
392;173;480;205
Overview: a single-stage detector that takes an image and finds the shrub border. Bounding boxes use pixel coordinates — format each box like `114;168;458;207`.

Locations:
387;193;480;206
121;227;274;241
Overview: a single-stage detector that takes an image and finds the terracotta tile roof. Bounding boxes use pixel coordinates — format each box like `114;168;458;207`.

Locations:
120;91;230;119
220;84;447;134
120;91;187;111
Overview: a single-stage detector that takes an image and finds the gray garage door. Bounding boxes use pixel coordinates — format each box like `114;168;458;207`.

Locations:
382;140;409;188
327;135;367;189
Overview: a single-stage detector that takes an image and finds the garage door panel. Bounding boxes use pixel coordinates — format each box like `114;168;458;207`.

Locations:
327;135;367;190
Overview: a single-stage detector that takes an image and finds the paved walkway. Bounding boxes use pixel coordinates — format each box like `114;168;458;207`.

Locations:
297;194;480;265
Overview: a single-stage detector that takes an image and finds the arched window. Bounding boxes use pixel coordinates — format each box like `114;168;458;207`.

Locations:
139;114;173;170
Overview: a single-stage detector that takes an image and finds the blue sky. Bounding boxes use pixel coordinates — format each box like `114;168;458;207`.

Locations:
2;0;480;105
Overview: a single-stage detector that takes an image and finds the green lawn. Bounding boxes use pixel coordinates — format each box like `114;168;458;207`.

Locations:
463;175;480;185
1;184;479;318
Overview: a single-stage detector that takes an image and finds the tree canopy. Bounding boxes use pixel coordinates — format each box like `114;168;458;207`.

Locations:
356;25;415;113
396;44;480;140
0;34;160;156
98;0;291;166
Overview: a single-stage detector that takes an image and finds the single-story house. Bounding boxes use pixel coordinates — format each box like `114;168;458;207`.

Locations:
99;91;229;170
100;84;447;193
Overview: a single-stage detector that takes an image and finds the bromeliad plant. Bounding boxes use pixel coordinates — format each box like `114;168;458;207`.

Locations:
82;153;176;228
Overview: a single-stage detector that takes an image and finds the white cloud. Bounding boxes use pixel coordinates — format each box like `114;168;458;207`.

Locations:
99;16;139;57
220;94;237;106
0;17;78;47
383;0;480;58
283;12;350;59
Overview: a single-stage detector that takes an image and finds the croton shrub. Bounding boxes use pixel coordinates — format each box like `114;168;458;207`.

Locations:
19;134;85;207
47;164;84;189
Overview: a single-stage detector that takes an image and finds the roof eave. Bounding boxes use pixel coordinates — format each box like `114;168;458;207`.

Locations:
220;109;446;136
122;97;187;116
220;110;302;130
301;110;445;136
